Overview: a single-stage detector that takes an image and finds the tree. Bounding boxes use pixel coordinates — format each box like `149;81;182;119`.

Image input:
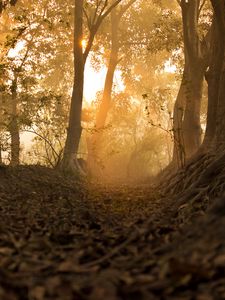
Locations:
0;3;31;165
61;0;123;173
203;0;225;149
84;0;182;178
86;0;136;174
0;0;74;165
172;0;211;168
8;36;37;166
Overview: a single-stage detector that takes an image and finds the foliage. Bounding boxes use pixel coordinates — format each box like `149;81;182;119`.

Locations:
0;0;214;180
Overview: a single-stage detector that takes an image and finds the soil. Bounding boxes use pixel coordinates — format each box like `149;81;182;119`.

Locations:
0;158;225;300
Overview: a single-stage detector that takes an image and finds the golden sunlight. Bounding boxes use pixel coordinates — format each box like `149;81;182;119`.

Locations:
1;2;222;297
81;39;87;48
84;60;125;105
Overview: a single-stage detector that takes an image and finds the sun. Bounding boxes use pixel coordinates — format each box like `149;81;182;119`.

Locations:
81;39;87;48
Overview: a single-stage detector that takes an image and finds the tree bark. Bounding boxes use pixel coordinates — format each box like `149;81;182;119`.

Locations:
172;0;210;166
9;75;20;166
172;67;187;168
61;0;84;172
202;19;220;148
213;0;225;147
182;65;204;156
172;55;206;166
201;1;225;151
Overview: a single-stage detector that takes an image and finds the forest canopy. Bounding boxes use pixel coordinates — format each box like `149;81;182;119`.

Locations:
0;0;224;183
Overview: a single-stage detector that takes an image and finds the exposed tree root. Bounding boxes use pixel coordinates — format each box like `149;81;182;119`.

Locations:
156;149;225;225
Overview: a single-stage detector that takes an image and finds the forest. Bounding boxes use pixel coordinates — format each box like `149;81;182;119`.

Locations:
0;0;225;299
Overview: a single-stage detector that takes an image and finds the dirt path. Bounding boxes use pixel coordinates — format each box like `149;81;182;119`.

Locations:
0;165;225;300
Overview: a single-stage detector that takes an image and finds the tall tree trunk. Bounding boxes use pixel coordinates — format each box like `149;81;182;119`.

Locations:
172;0;210;167
181;0;201;157
172;67;187;168
213;1;225;147
202;19;220;148
203;1;225;150
61;0;124;173
182;65;204;156
216;66;225;146
61;0;84;172
172;58;206;166
87;10;119;172
9;75;20;166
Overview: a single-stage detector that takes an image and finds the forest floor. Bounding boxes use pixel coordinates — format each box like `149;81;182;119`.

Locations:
0;158;225;300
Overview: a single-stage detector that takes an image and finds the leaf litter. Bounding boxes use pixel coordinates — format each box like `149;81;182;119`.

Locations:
0;162;225;299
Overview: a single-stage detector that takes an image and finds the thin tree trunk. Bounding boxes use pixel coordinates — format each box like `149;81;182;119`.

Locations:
9;76;20;166
87;10;120;172
61;0;124;173
61;0;84;172
172;68;187;168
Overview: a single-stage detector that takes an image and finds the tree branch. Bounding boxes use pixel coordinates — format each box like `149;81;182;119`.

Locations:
99;0;122;22
83;7;92;30
22;129;60;160
97;0;108;22
83;0;123;63
118;0;136;19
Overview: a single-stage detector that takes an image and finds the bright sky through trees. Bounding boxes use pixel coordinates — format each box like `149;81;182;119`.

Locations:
6;38;175;107
84;61;125;104
7;41;123;105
